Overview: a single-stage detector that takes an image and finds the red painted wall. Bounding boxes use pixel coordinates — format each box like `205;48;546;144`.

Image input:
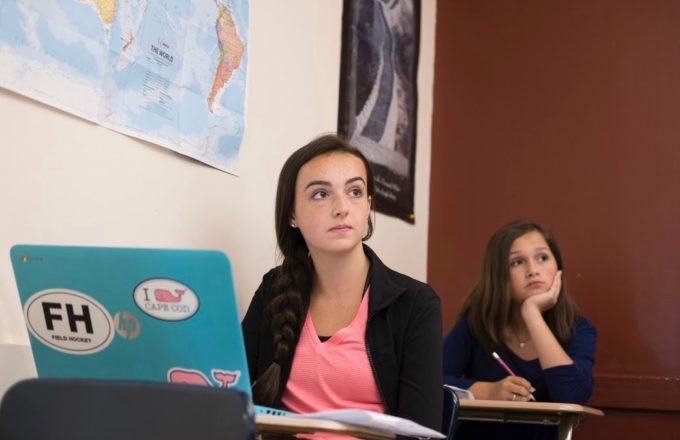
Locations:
428;1;680;436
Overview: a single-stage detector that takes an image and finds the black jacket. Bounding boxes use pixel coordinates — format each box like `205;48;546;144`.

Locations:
241;245;443;431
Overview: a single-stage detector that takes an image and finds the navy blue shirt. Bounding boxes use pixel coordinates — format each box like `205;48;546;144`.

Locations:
443;313;596;439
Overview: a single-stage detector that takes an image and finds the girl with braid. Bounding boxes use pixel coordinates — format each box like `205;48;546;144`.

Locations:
241;134;443;432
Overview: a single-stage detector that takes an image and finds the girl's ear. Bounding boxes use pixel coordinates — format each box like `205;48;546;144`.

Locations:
368;195;372;208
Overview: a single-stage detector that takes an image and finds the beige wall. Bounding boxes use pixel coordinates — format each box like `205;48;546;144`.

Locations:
0;1;437;345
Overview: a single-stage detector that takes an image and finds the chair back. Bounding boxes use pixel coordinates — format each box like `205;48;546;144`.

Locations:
0;378;254;440
442;385;460;440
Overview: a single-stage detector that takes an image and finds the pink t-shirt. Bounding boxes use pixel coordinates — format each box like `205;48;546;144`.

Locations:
281;288;385;416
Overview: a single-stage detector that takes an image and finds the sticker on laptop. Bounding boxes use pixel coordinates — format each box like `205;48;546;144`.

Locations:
168;367;241;388
133;278;199;321
24;289;115;355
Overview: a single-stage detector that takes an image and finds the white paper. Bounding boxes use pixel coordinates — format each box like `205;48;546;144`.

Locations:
291;409;445;439
444;384;475;400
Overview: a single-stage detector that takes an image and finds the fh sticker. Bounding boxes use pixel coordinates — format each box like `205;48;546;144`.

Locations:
23;289;115;355
133;278;199;321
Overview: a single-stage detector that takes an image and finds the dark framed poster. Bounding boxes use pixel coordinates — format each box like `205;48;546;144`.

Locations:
338;0;420;224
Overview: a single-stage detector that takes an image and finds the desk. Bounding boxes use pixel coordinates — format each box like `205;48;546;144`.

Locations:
458;400;604;440
255;414;395;439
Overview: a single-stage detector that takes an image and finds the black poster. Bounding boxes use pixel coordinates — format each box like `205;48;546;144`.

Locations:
338;0;420;224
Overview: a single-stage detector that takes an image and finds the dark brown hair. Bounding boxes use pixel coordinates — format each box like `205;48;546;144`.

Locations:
461;220;580;353
252;134;375;405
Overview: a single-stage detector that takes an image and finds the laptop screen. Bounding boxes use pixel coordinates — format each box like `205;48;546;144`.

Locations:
10;244;252;398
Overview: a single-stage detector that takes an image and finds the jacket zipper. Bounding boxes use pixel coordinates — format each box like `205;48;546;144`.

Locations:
366;328;391;414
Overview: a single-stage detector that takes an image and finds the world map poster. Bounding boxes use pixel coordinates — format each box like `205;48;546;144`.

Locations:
0;0;249;175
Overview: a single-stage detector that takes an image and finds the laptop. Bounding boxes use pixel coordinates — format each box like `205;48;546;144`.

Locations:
9;245;446;438
9;244;286;415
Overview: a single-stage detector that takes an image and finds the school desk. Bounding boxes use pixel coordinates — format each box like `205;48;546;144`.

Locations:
458;399;604;440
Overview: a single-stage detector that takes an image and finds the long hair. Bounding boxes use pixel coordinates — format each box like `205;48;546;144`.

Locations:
461;220;580;353
252;134;375;405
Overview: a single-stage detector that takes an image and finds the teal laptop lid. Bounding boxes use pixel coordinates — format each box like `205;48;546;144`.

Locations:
9;245;252;398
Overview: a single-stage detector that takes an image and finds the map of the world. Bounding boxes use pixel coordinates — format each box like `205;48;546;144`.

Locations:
0;0;248;174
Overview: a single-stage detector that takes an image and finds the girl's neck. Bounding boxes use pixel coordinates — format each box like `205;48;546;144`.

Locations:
508;306;529;336
506;312;533;352
310;246;370;299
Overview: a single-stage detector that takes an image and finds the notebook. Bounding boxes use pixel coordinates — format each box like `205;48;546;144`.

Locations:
9;244;287;416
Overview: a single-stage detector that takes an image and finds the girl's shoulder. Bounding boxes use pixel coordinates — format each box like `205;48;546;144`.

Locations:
444;312;472;337
573;315;597;334
252;267;281;302
575;315;595;328
261;266;280;283
365;244;439;303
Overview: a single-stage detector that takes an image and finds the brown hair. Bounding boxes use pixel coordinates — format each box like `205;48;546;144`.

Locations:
252;134;375;406
461;220;580;353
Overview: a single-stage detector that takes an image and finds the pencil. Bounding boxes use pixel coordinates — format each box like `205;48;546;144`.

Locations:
491;352;536;401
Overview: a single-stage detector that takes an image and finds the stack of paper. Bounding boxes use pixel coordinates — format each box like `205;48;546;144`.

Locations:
291;409;445;439
444;384;475;400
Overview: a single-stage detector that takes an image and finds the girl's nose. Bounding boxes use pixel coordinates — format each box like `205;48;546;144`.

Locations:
332;196;349;217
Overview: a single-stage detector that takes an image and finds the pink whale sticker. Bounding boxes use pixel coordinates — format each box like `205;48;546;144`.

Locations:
168;368;240;388
133;279;199;321
154;289;186;303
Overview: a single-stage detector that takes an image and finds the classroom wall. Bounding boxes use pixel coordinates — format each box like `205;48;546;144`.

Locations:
0;1;437;345
429;1;680;437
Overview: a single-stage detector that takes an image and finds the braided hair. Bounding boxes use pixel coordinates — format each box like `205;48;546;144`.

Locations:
252;134;375;405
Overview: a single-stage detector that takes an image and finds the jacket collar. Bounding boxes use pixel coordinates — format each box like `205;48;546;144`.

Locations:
363;244;407;313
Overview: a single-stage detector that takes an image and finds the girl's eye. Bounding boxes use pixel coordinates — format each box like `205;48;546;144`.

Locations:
349;188;363;198
312;190;328;200
509;259;523;268
538;254;550;262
